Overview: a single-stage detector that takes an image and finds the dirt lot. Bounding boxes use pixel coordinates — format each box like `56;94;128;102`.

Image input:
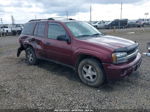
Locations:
0;28;150;110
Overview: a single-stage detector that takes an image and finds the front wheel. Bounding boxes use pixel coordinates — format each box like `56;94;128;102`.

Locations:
25;47;38;65
78;58;105;87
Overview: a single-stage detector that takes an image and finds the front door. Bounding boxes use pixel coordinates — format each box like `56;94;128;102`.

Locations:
44;22;73;66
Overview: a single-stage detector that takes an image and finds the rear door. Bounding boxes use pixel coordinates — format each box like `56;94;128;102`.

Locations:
20;22;36;46
44;22;73;65
33;22;47;58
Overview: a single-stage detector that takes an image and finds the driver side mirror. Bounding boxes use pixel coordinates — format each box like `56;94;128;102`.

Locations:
57;35;71;44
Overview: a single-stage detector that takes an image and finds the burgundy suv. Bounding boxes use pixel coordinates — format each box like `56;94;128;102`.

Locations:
17;18;142;87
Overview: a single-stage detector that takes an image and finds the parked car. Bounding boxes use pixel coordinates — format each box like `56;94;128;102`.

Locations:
143;42;150;57
136;19;145;27
137;19;150;27
144;19;150;25
147;42;150;53
11;24;23;35
91;21;98;27
0;24;23;36
127;20;138;28
91;21;106;29
104;19;128;29
0;25;12;36
17;19;142;87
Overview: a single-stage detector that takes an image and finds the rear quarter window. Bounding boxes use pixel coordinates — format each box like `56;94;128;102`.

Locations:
22;22;36;35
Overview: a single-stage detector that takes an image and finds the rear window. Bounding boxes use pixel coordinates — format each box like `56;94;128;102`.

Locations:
22;22;36;35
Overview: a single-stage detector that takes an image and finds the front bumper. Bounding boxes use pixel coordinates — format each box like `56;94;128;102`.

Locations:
103;53;142;81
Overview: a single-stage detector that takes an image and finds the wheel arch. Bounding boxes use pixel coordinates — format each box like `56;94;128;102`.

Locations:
24;43;34;50
75;53;102;69
75;53;107;82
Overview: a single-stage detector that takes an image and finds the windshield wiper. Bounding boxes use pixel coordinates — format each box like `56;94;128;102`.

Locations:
77;33;103;38
77;34;91;38
91;33;101;36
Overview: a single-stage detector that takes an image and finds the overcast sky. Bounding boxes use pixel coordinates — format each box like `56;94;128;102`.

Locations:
0;0;149;24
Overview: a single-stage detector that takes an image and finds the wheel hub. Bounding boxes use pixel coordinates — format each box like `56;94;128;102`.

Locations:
82;64;97;82
27;51;33;62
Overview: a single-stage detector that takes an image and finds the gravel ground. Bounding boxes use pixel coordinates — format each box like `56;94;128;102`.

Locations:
0;28;150;111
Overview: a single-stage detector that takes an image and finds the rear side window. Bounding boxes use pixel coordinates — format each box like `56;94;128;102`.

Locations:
48;23;66;39
34;22;46;37
22;22;36;35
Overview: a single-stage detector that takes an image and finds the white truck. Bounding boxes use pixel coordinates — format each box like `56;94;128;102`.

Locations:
92;21;110;29
0;24;23;36
11;24;23;35
0;25;12;36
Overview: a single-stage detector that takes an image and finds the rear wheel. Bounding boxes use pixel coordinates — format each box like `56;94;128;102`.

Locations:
25;47;38;65
78;58;105;87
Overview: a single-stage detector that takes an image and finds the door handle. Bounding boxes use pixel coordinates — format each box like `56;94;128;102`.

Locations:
45;42;51;46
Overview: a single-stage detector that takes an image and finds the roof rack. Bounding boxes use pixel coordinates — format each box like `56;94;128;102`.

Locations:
29;17;75;22
48;17;75;21
29;19;47;22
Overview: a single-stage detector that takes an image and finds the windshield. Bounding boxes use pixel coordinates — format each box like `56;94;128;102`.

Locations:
65;21;102;38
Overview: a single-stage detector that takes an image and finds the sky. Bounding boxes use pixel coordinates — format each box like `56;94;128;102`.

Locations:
0;0;149;24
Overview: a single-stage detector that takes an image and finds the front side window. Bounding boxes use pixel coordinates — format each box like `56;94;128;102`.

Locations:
22;22;36;35
48;23;66;39
65;21;102;38
34;22;46;37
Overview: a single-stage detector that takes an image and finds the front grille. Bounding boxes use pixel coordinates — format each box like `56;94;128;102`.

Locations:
127;48;137;55
127;48;139;61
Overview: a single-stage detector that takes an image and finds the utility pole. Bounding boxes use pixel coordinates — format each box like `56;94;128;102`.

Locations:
90;1;92;23
120;1;123;20
0;18;3;24
11;15;15;25
145;13;149;19
119;1;123;29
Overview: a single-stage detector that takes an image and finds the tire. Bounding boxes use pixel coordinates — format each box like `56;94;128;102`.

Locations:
25;47;38;65
78;58;105;87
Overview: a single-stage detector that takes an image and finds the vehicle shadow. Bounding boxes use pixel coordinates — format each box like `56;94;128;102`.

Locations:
37;59;141;90
36;60;80;82
99;71;141;91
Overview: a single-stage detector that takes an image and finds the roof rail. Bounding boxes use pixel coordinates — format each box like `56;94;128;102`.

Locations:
29;17;75;22
29;19;48;22
48;17;75;21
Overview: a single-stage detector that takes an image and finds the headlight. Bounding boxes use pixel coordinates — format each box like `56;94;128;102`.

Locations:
112;52;128;64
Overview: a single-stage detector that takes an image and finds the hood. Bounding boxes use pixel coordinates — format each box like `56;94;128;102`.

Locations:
81;35;135;50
